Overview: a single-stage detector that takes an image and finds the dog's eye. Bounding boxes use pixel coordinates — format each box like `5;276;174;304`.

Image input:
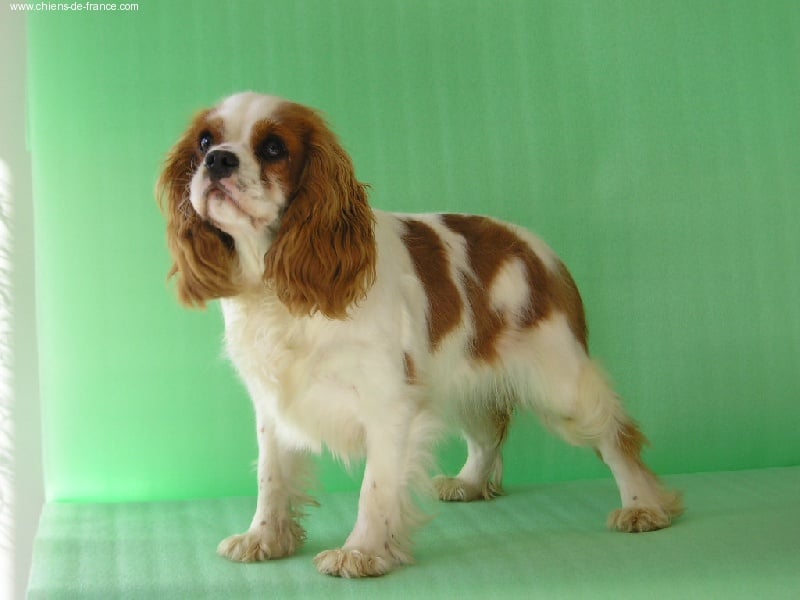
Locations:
199;132;214;154
258;135;288;161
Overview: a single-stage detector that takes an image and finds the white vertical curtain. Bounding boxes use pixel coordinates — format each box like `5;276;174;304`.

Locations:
0;159;13;598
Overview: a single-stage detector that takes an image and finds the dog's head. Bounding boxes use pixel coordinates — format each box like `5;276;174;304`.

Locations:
158;92;376;318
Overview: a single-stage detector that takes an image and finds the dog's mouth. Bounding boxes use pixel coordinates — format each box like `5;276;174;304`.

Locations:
201;181;274;233
205;182;243;210
203;181;257;222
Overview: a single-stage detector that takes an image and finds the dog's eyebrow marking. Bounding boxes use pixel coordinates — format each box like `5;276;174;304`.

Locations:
400;219;463;351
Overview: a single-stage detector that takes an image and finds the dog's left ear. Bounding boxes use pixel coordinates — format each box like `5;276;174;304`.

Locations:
264;110;376;319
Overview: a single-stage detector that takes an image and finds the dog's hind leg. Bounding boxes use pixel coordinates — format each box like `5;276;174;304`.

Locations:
518;316;683;531
435;399;513;502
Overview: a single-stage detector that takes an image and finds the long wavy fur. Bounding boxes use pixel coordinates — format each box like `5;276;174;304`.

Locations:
263;109;376;319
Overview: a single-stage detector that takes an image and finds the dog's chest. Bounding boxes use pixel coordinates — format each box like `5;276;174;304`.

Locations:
220;297;366;455
221;296;315;395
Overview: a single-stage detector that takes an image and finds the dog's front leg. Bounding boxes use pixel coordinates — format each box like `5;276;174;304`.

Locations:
218;417;313;562
315;419;422;578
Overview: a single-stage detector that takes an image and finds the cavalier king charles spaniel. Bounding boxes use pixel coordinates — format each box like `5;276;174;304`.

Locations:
158;92;682;578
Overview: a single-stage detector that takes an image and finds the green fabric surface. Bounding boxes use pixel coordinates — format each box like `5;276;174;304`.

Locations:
28;468;800;599
26;0;800;504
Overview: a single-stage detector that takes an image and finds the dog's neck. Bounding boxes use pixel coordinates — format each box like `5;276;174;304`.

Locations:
230;227;274;291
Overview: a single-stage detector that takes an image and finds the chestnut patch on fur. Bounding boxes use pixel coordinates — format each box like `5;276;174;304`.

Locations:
617;420;649;469
401;219;464;350
550;261;588;350
442;214;588;360
249;116;307;192
403;352;417;384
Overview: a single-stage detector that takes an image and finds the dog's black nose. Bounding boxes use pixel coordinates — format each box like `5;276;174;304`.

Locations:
205;149;240;180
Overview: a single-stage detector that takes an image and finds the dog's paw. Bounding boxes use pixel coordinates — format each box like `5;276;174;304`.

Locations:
434;475;500;502
314;548;394;578
608;490;683;533
607;507;672;533
217;521;304;562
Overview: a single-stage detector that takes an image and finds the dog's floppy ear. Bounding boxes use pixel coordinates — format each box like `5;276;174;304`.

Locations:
157;111;240;307
264;107;376;319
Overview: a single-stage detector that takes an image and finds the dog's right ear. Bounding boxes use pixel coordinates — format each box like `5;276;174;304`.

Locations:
156;111;240;307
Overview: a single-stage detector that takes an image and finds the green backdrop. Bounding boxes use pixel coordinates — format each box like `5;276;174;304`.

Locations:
28;0;799;503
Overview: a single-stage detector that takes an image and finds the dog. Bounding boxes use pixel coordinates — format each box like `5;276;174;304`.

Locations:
157;92;682;578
